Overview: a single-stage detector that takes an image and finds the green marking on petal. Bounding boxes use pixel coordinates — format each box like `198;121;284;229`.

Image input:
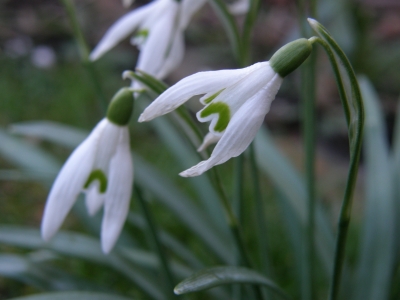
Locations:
200;102;231;132
84;169;108;193
136;29;149;39
203;89;225;104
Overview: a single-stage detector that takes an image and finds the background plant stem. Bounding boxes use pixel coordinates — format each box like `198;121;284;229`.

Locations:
296;1;318;299
59;0;108;112
135;185;178;300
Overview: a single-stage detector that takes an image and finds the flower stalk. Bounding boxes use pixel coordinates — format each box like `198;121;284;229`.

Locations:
59;0;107;111
308;19;365;300
135;185;178;299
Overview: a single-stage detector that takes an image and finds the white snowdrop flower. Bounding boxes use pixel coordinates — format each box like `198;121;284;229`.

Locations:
41;88;134;253
90;0;207;81
139;39;313;177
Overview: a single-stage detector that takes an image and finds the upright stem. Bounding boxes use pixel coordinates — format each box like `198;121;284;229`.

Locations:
249;144;270;275
310;36;364;300
297;2;318;299
302;53;317;300
135;185;177;299
59;0;108;112
232;156;244;300
209;168;264;300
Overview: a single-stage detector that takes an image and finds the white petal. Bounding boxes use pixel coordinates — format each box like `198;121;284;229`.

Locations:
155;29;185;79
228;0;250;15
89;2;157;61
101;129;133;253
197;132;221;152
41;120;106;240
180;74;283;177
85;182;105;216
179;0;207;29
93;120;120;173
197;62;274;135
136;1;178;76
138;62;266;122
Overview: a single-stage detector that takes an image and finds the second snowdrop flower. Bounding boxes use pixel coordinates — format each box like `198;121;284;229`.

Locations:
41;88;134;254
90;0;207;80
139;39;313;177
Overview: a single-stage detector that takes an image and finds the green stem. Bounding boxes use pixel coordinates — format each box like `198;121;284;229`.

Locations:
249;144;270;275
241;0;261;67
232;156;244;300
310;36;364;300
297;2;318;299
209;168;264;300
59;0;107;112
135;185;177;299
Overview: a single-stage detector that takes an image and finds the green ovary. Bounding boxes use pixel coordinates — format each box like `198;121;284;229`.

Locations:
200;102;231;132
84;169;108;193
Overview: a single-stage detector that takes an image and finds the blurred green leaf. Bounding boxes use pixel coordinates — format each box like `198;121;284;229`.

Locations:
10;121;87;149
174;266;290;300
354;76;395;300
254;127;334;275
0;129;60;176
207;0;242;62
8;291;132;300
0;226;165;300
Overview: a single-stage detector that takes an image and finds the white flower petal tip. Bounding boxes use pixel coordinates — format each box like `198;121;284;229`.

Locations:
179;161;211;177
41;119;134;254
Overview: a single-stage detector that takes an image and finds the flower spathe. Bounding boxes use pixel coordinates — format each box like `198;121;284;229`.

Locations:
139;38;313;177
41;89;134;254
90;0;207;80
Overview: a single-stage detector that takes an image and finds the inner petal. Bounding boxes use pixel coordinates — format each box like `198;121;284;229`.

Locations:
84;169;108;193
198;102;231;134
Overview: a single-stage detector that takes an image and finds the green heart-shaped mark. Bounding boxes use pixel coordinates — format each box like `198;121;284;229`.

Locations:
84;169;108;193
200;102;231;132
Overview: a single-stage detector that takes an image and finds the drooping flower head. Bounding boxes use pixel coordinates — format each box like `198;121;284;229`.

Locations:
138;39;313;176
41;88;134;253
90;0;207;81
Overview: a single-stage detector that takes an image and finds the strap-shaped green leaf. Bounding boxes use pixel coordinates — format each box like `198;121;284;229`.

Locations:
8;292;132;300
174;266;291;300
354;77;395;300
308;18;365;300
207;0;242;62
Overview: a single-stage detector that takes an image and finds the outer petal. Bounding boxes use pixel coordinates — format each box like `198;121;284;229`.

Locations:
41;120;106;240
85;182;105;216
197;62;274;135
94;120;120;172
180;74;283;177
179;0;207;29
138;62;266;122
136;1;178;76
155;29;185;79
101;128;133;253
89;2;157;61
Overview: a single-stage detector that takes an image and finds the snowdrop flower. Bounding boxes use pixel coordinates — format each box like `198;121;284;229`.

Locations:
139;39;313;177
90;0;207;81
41;88;134;253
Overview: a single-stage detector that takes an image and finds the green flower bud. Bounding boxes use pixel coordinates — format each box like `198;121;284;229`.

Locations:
270;38;312;77
106;88;134;126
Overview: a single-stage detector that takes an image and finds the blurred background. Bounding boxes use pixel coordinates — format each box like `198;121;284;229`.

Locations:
1;0;400;299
